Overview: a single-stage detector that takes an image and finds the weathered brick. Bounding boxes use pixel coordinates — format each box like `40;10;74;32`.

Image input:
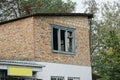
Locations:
34;16;91;66
0;16;91;66
0;17;34;60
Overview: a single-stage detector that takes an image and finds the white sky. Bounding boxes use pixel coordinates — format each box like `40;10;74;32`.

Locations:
66;0;117;13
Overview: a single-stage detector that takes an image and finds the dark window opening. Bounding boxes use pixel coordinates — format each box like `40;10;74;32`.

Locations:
61;30;65;51
53;28;58;50
0;70;7;78
51;76;64;80
68;77;80;80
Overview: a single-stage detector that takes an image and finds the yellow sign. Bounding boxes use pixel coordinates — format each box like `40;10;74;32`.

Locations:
8;67;32;77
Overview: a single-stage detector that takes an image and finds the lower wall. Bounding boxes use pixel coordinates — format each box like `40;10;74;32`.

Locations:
36;62;92;80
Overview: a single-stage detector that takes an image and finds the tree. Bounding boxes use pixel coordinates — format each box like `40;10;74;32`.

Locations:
82;0;98;14
83;0;120;80
82;0;99;55
94;30;120;80
93;2;120;80
20;0;76;14
0;0;76;22
0;0;21;22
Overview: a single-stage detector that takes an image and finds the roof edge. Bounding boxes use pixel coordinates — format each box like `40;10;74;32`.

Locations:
0;13;93;25
32;13;93;18
0;60;45;68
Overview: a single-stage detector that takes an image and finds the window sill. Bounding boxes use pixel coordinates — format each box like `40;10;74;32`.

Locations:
52;50;76;55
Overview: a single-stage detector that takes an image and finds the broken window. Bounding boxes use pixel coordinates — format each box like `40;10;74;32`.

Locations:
61;30;65;51
66;31;73;52
52;25;75;54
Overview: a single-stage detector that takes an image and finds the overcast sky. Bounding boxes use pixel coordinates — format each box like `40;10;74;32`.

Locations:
67;0;117;13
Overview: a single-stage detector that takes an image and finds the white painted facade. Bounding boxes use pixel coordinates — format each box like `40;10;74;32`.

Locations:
36;62;92;80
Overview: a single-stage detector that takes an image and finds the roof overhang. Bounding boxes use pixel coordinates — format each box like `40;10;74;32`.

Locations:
31;13;93;18
0;60;45;71
0;13;93;25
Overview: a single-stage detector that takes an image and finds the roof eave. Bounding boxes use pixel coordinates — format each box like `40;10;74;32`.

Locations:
0;13;93;25
0;60;45;68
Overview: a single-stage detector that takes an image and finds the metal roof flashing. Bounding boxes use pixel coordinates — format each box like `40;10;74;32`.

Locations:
0;60;45;68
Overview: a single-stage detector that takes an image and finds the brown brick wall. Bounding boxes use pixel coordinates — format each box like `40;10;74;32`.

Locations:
0;16;91;66
0;17;35;60
33;16;91;66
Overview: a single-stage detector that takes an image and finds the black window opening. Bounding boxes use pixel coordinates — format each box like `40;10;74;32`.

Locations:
68;77;80;80
51;76;64;80
52;25;75;54
53;28;58;50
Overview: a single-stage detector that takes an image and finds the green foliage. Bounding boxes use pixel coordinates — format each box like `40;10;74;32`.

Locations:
100;1;120;33
82;0;99;55
83;0;120;80
20;0;75;14
0;0;76;22
94;30;120;80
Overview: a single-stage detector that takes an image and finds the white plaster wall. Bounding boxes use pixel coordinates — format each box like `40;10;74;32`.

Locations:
36;62;92;80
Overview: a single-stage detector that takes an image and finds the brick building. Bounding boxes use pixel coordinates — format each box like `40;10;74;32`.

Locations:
0;13;93;80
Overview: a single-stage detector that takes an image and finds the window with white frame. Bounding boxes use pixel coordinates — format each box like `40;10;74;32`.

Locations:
51;25;76;54
68;77;80;80
51;76;64;80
